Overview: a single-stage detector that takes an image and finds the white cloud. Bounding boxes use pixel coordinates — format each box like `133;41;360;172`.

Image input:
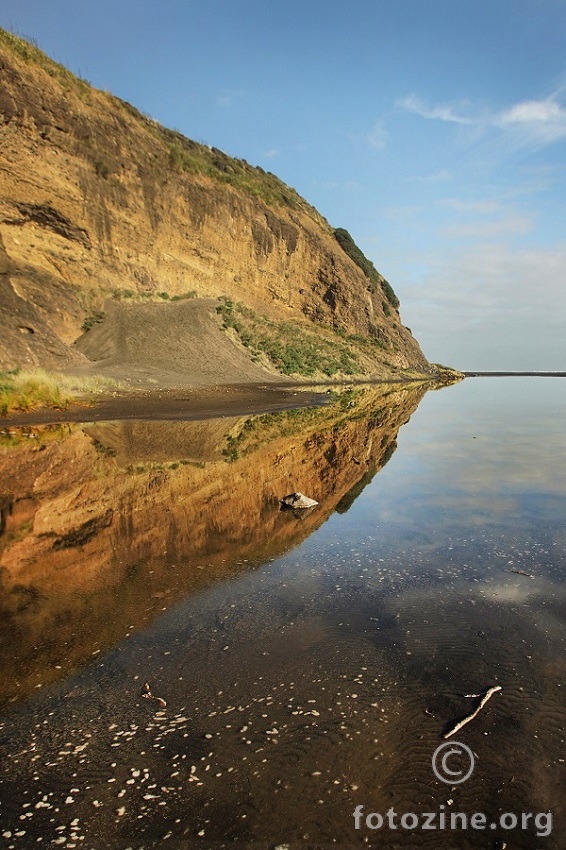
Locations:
496;98;566;143
413;169;453;184
367;121;387;149
400;241;566;369
262;148;281;158
313;180;339;190
498;98;566;125
312;179;359;191
216;88;246;107
382;204;426;221
399;94;474;125
439;213;534;240
439;198;502;214
400;91;566;149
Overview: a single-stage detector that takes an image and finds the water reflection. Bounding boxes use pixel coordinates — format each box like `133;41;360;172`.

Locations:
84;417;245;464
0;383;425;706
0;378;563;849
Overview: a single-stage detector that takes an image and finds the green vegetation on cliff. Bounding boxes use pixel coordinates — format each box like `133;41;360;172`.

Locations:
163;132;307;210
216;299;375;377
333;228;400;309
0;28;91;97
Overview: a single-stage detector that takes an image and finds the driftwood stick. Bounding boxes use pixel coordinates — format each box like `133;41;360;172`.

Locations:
141;681;167;708
443;685;502;739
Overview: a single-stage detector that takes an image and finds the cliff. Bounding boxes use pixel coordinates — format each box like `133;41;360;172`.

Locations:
0;29;431;382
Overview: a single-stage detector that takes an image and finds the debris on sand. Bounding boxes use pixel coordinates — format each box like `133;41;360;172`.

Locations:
443;685;502;739
141;681;167;709
506;568;535;579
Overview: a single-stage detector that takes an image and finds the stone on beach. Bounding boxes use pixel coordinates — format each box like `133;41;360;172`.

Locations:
280;492;319;509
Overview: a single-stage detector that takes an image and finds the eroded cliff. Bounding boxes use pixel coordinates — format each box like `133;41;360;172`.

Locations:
0;29;430;380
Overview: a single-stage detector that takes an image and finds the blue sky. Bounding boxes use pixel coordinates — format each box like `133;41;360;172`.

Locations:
2;0;566;370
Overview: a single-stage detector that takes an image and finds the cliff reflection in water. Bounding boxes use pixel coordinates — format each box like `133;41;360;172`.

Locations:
0;383;427;705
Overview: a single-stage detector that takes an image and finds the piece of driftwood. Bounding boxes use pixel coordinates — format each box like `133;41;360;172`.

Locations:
507;568;535;579
141;681;167;708
443;685;502;739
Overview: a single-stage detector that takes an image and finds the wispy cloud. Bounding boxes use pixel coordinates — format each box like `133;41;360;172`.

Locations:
439;198;502;214
400;241;566;369
367;121;387;149
382;204;426;221
399;91;566;149
312;179;359;191
216;88;246;107
440;214;533;240
399;94;474;125
262;148;281;159
496;98;566;143
413;169;453;184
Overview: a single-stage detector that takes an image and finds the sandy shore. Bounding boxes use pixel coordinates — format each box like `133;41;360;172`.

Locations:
0;383;331;426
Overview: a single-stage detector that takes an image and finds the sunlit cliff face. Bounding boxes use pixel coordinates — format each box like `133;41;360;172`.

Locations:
0;34;428;374
0;384;426;705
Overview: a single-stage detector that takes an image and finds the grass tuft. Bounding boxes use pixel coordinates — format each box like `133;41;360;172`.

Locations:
81;311;106;332
0;369;122;416
0;27;92;100
112;289;198;302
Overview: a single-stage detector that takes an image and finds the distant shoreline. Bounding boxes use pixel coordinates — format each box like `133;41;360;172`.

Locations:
464;371;566;377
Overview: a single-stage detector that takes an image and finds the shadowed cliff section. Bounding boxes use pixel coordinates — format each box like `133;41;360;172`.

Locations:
0;383;426;704
0;28;432;381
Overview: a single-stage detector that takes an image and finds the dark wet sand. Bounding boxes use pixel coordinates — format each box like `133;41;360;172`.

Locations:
1;384;330;426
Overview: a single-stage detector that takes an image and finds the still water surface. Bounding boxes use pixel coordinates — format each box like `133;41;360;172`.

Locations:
0;378;564;848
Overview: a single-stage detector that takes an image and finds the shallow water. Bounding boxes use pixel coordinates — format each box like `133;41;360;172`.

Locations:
0;379;564;849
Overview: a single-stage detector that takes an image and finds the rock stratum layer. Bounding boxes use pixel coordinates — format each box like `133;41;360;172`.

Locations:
0;29;432;381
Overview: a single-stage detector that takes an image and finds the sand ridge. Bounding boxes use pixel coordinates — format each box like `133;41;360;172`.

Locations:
73;298;281;387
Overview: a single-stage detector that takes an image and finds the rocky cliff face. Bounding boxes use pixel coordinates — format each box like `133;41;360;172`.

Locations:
0;29;430;377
